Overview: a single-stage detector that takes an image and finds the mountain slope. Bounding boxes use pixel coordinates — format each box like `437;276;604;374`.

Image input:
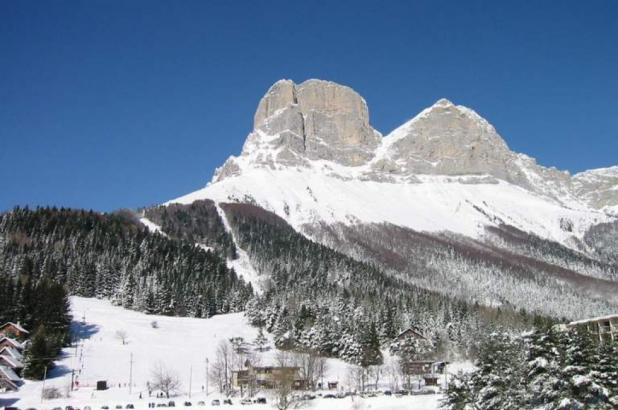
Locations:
164;78;617;322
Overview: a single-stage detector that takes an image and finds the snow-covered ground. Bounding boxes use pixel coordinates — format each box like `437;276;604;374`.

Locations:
1;298;464;409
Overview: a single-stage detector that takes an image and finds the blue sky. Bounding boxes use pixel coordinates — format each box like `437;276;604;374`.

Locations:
2;1;617;212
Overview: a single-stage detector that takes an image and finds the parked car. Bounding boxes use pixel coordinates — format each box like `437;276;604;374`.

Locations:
255;397;267;404
84;406;92;410
196;402;205;406
223;399;232;405
65;406;75;410
210;400;220;406
115;406;123;410
126;405;134;409
240;399;252;405
100;406;109;410
155;404;167;408
168;402;175;407
323;393;336;399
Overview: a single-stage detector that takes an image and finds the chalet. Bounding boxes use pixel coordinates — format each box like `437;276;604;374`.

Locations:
0;347;23;362
0;337;23;351
394;327;427;342
0;323;29;340
0;355;24;376
566;314;618;344
0;365;21;392
232;361;307;390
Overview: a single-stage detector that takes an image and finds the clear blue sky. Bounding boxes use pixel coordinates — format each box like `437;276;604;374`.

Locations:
2;1;617;212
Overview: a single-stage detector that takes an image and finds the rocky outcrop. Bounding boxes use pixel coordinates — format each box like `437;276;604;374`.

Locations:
248;79;381;167
573;167;618;212
372;98;573;195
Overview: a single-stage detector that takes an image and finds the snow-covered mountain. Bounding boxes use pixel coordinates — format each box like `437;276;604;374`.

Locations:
168;79;617;250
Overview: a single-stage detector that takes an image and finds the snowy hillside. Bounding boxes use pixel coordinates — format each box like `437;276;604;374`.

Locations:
169;167;611;249
4;297;454;410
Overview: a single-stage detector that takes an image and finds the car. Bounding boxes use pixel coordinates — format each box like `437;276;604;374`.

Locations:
210;400;220;406
126;405;134;409
155;404;167;408
101;407;109;410
52;407;63;410
323;394;336;399
65;406;75;410
26;407;38;410
168;402;175;408
196;402;205;407
301;394;316;400
255;397;267;404
240;399;252;405
183;402;192;407
84;407;92;410
383;390;392;396
115;406;123;410
223;399;232;405
5;407;20;410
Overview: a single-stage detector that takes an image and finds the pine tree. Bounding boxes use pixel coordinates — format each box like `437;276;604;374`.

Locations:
23;326;54;380
525;329;562;408
254;326;268;352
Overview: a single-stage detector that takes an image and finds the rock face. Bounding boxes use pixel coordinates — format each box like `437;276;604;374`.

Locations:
372;98;572;194
573;167;618;212
212;78;616;211
250;79;381;167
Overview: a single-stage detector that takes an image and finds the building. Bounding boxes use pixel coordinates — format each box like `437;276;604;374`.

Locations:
0;323;29;340
0;347;23;362
0;365;21;392
0;355;24;377
232;361;307;390
394;327;427;342
0;337;23;351
567;314;618;344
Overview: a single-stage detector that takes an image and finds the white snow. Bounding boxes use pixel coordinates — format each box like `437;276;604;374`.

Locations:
139;218;167;237
214;204;261;290
3;298;453;410
167;167;612;248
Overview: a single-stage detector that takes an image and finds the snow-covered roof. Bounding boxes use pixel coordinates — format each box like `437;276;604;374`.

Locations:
0;365;20;382
0;337;22;349
0;354;24;369
568;314;618;326
396;327;427;340
0;347;23;360
0;322;29;334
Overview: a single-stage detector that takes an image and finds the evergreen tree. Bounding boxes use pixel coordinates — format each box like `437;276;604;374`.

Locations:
23;326;55;380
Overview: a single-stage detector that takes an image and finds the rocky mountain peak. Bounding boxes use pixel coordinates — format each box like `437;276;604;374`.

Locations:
241;79;381;168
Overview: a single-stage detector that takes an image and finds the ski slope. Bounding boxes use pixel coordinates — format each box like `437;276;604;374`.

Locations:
4;297;455;410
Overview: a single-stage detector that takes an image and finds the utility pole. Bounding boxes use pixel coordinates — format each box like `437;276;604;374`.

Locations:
205;358;209;397
41;365;48;403
189;365;193;398
129;353;134;394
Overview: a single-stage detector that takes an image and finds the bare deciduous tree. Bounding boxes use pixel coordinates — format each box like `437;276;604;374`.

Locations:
150;362;181;398
115;330;128;345
209;340;234;396
273;351;303;410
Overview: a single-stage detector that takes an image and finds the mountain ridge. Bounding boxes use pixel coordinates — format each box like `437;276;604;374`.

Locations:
209;79;615;215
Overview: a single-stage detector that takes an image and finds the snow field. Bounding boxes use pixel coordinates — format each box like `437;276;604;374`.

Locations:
5;298;457;409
